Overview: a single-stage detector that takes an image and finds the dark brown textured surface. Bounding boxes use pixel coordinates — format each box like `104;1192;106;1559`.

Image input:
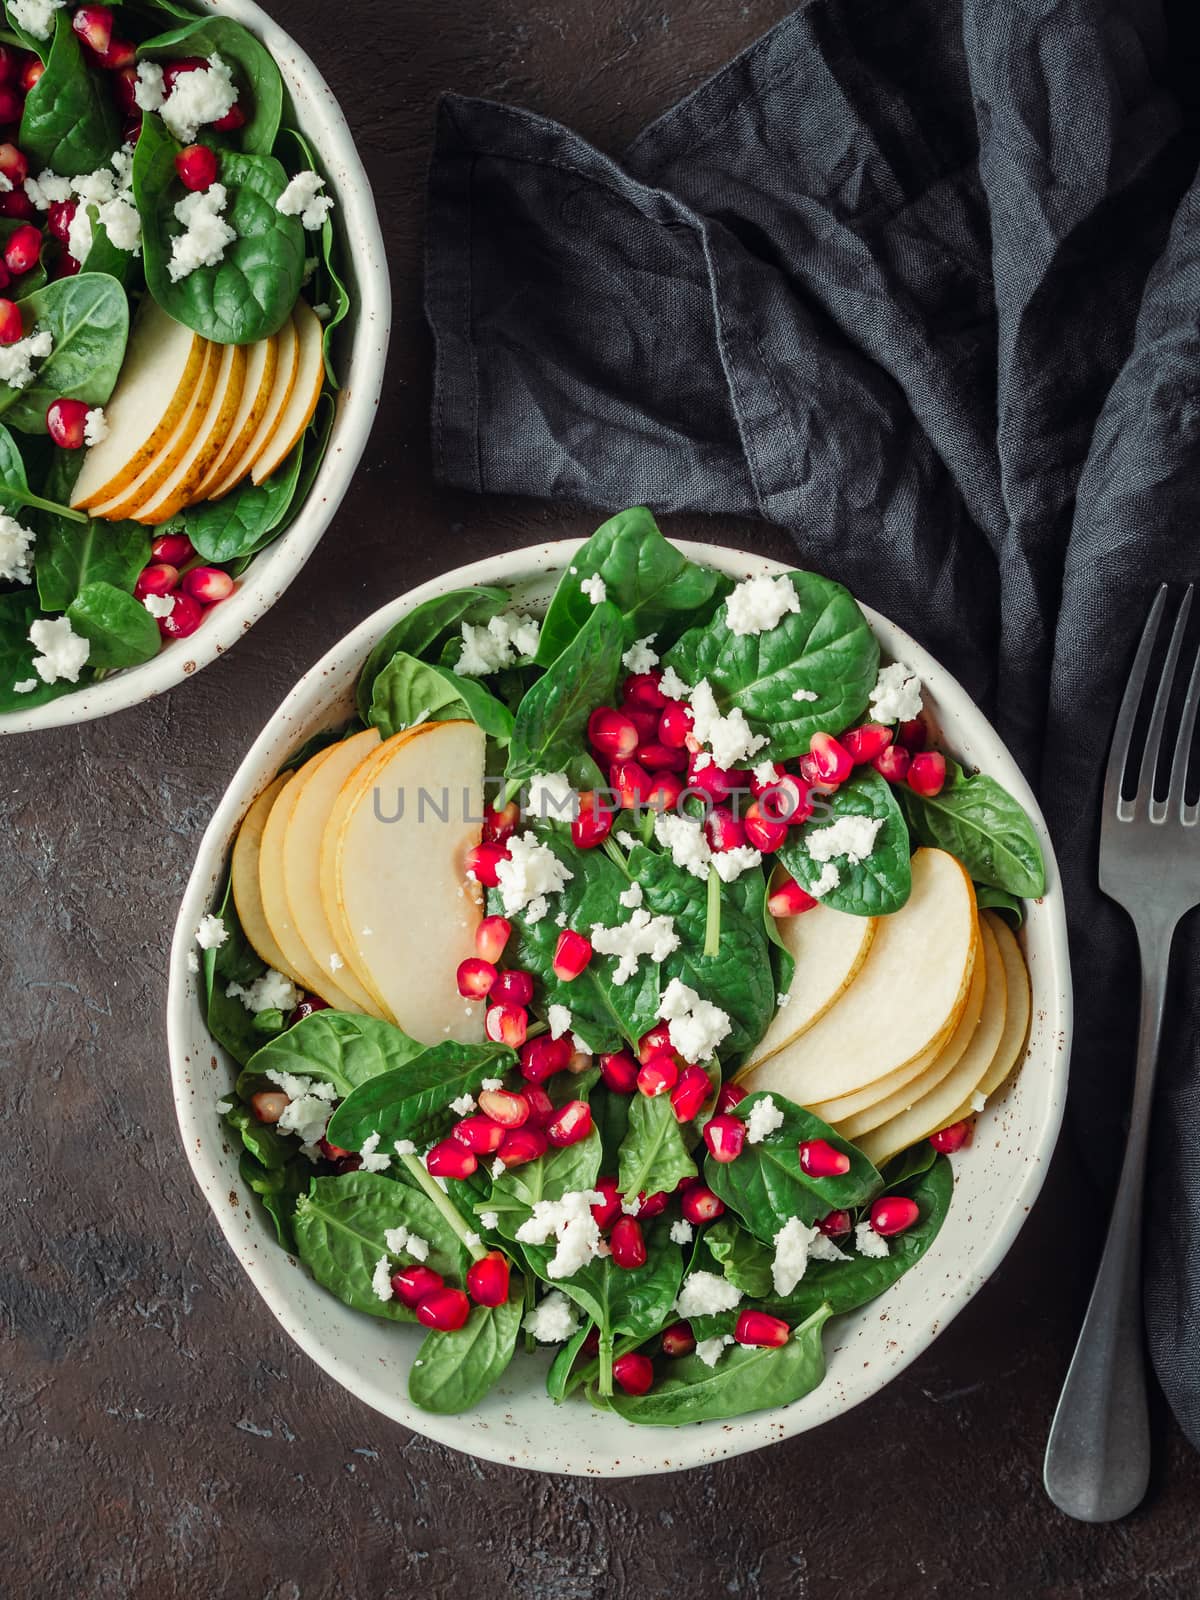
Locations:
3;1;1199;1594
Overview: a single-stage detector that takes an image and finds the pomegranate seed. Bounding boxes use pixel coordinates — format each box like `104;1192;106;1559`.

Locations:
735;1310;789;1348
670;1064;711;1121
545;1099;592;1147
843;723;894;765
163;56;208;90
45;397;90;449
705;805;746;853
818;1209;852;1237
767;873;817;917
637;741;687;774
46;199;76;244
4;223;41;275
0;85;22;121
0;51;14;86
869;1196;921;1236
0;190;33;220
522;1086;555;1125
456;957;497;999
518;1034;570;1083
465;841;510;887
588;705;639;761
96;37;136;70
249;1090;289;1124
661;1321;695;1358
332;1154;362;1175
571;789;613;850
873;744;911;783
50;252;81;281
316;1135;351;1162
0;143;26;186
491;968;533;1007
714;1082;747;1114
636;1189;668;1218
72;5;114;54
133;563;179;600
287;994;330;1027
610;1215;647;1270
645;770;684;813
625;704;661;744
392;1264;442;1307
0;298;22;345
743;801;788;853
599;1050;639;1094
482;800;520;843
475;915;511;963
180;565;234;605
210;102;247;133
622;670;667;709
808;731;853;785
150;532;194;566
637;1024;675;1065
416;1286;471;1331
658;701;694;748
703;1114;746;1163
930;1119;974;1153
610;758;653;809
476;1088;529;1127
566;1046;593;1075
759;774;812;825
174;142;218;192
18;60;41;93
637;1054;678;1098
612;1352;654;1395
552;928;592;981
485;1003;528;1049
426;1139;478;1180
907;751;947;798
466;1251;510;1307
497;1125;547;1167
686;755;745;804
452;1115;506;1155
681;1183;726;1224
0;263;10;291
112;64;138;116
590;1176;623;1231
897;716;927;751
798;1138;851;1178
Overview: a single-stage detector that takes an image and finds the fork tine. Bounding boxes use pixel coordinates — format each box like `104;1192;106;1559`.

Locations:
1168;604;1200;814
1103;586;1166;817
1136;585;1192;807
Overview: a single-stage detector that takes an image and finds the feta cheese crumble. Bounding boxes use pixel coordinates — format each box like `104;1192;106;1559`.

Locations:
526;771;577;822
515;1190;605;1279
457;611;541;675
590;907;680;984
659;977;732;1062
724;573;801;636
675;1270;741;1319
384;1224;430;1261
869;662;923;724
658;665;691;701
669;1219;694;1245
695;1334;736;1368
855;1220;890;1260
688;679;768;769
622;635;659;673
226;968;300;1014
0;513;35;586
449;1093;476;1117
133;61;166;112
493;831;573;920
8;0;65;41
970;1091;987;1113
195;914;227;950
579;573;607;604
712;845;763;884
0;329;53;392
393;1138;417;1156
772;1217;817;1296
480;1078;504;1093
358;1131;391;1174
29;615;89;685
13;678;37;694
653;811;712;879
265;1070;336;1148
792;688;819;703
142;593;175;619
546;1003;573;1039
523;1289;580;1343
806;815;884;867
371;1255;394;1302
24;170;71;209
809;862;841;899
160;54;239;145
168;183;236;282
83;407;109;447
275;169;334;231
479;1210;499;1230
745;1094;785;1145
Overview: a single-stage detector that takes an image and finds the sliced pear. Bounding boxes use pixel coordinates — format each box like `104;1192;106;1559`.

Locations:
282;728;386;1018
231;774;305;985
743;905;876;1070
71;301;208;509
857;918;1010;1166
948;911;1032;1119
738;849;977;1107
135;342;249;524
250;301;324;484
208;314;299;498
333;719;487;1045
192;333;278;501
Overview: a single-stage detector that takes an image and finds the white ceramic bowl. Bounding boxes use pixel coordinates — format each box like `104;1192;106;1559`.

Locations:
0;0;389;736
169;539;1072;1477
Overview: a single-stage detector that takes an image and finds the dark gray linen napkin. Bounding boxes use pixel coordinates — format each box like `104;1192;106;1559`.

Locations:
424;0;1200;1449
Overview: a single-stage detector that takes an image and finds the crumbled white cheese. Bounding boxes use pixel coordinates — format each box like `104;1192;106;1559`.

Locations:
67;202;93;267
653;811;712;880
792;688;819;703
658;665;691;701
0;329;53;392
855;1220;890;1260
675;1270;741;1319
752;761;780;786
358;1131;391;1174
523;1289;580;1343
622;635;659;673
160;54;239;145
8;0;65;40
869;662;923;724
618;881;644;910
745;1095;785;1145
776;992;791;1008
491;1157;506;1178
168;183;236;282
590;907;680;985
463;1230;481;1250
195;913;227;950
695;1333;735;1368
810;1231;848;1263
394;1138;417;1156
479;1210;499;1230
24;170;71;209
329;952;344;973
0;513;35;585
579;573;607;605
712;845;763;883
142;593;175;619
659;978;732;1063
275;169;334;231
83;407;109;447
669;1219;694;1245
772;1217;817;1296
515;1189;605;1279
449;1093;476;1117
724;574;801;636
688;679;768;769
226;968;300;1015
371;1255;394;1302
806;815;884;867
13;678;37;694
493;831;573;918
457;611;541;675
526;771;577;822
970;1091;987;1113
809;862;841;899
384;1224;430;1261
546;1003;573;1040
480;1078;504;1093
313;301;331;320
98;196;140;254
265;1070;336;1147
133;61;166;112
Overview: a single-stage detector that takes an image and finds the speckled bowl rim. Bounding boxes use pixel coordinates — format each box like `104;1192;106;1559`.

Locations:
168;538;1072;1477
0;0;390;736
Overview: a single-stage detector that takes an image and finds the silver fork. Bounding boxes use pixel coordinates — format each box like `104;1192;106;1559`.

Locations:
1044;583;1199;1522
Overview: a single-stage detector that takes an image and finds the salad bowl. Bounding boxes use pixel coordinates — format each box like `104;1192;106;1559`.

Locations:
168;536;1071;1477
0;0;389;736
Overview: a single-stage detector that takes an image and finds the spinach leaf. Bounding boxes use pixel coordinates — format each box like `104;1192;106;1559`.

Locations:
182;438;304;562
293;1172;469;1322
488;1129;603;1241
664;570;879;761
369;650;514;744
205;878;273;1068
899;758;1046;897
224;1101;293;1173
778;769;911;916
136;14;284;155
881;1141;937;1187
238;1010;425;1100
546;1320;593;1403
2;2;51;55
19;13;119;175
35;512;148;613
704;1216;775;1298
504;600;624;791
975;884;1025;928
224;393;335;573
65;579;159;668
136;115;304;344
0;422;88;532
355;587;510;722
591;1081;633;1170
535;507;729;666
616;1092;697;1200
238;1147;308;1250
324;1041;518;1152
604;1303;831;1425
0;592;78;712
0;273;129;430
278;126;348;385
409;1281;524;1414
79;212;139;284
705;1092;881;1241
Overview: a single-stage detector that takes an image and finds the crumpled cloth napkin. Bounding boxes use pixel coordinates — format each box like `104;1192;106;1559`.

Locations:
424;0;1200;1449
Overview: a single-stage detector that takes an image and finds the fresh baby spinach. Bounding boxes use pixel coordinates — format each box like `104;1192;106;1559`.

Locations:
409;1281;525;1414
224;1100;294;1174
205;881;277;1068
355;588;510;722
0;273;130;431
974;884;1025;927
65;580;160;668
664;570;879;761
324;1041;518;1153
899;758;1045;898
238;1147;308;1250
778;769;911;916
278;126;348;384
616;1092;697;1201
19;13;119;175
33;465;147;613
703;1216;775;1298
504;600;624;793
183;441;305;563
546;1320;594;1403
0;424;88;528
488;1128;604;1243
239;1010;426;1100
369;650;514;744
0;592;71;712
137;14;284;155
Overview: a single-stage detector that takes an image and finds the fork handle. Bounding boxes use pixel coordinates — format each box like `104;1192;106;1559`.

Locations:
1043;930;1172;1522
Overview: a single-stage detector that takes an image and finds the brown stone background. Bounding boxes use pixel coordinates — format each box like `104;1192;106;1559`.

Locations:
3;1;1200;1595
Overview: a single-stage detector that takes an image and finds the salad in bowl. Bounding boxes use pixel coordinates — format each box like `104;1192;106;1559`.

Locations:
182;511;1062;1441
